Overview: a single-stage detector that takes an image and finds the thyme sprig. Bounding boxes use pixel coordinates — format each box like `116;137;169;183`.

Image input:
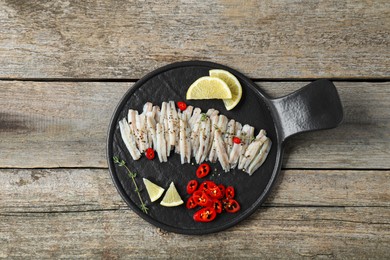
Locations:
113;156;148;214
200;113;208;121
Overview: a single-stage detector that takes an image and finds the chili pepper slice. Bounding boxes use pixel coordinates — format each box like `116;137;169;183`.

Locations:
186;180;198;194
176;101;187;111
224;199;240;213
233;136;241;144
225;186;235;199
207;185;224;199
197;181;217;193
186;196;197;209
192;191;213;207
218;184;226;196
196;163;211;178
212;199;223;214
145;148;155;160
193;207;217;222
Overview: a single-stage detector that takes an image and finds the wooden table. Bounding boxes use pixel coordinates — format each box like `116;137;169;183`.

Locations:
1;1;389;258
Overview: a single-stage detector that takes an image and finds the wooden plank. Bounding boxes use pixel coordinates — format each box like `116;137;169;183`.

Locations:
1;81;389;168
262;81;390;169
0;207;388;258
1;169;388;213
0;81;124;168
0;1;388;79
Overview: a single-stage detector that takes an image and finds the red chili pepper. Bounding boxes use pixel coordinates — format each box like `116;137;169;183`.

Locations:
218;184;226;196
145;148;155;160
193;207;217;222
192;191;213;207
196;163;211;178
186;180;198;194
197;181;217;193
233;136;241;144
225;186;235;199
207;185;224;199
186;182;241;222
224;199;240;213
186;196;197;209
177;101;187;111
212;199;223;214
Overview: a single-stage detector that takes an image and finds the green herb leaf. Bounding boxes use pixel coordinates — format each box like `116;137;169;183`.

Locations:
113;155;148;214
200;113;208;121
140;204;149;214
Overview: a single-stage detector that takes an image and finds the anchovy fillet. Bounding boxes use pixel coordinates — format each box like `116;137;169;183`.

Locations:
119;118;141;160
119;101;272;176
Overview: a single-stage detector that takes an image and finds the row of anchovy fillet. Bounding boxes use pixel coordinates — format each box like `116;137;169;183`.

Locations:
119;101;271;175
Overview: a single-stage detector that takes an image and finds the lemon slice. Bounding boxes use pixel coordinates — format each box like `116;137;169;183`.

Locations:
143;178;165;202
160;182;183;207
209;69;242;110
186;76;232;100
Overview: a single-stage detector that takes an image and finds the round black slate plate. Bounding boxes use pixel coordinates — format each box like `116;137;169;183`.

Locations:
107;61;282;235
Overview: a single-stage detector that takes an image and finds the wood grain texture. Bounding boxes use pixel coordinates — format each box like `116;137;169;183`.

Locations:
1;169;389;213
1;169;389;258
1;207;388;258
262;81;390;169
1;169;389;257
1;169;388;257
1;81;389;169
0;81;122;168
1;0;388;258
0;0;389;79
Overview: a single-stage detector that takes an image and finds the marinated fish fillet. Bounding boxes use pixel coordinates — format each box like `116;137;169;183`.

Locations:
246;138;272;175
239;130;267;171
119;101;271;176
119;118;141;160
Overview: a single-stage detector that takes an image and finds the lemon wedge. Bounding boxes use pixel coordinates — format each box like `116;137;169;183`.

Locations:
186;76;232;100
160;182;183;207
209;69;242;110
143;178;165;202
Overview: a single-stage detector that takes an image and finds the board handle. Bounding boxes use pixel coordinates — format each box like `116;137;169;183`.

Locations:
271;79;343;142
